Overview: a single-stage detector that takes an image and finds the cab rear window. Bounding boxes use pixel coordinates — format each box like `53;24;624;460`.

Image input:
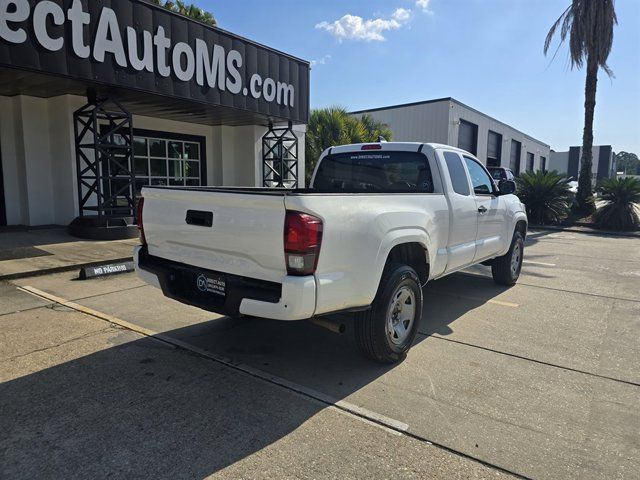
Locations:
312;151;434;193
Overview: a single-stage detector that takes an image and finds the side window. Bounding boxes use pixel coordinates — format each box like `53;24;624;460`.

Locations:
443;151;470;196
464;157;495;195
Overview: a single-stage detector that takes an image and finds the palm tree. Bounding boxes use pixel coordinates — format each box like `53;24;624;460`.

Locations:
593;177;640;230
147;0;217;26
515;170;573;224
544;0;617;214
305;107;392;183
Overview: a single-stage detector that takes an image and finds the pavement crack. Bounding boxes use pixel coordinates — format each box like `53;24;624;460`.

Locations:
418;333;640;388
458;272;640;303
0;327;113;363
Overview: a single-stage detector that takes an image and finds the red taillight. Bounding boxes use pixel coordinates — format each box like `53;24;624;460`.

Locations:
361;144;382;150
136;198;146;246
284;211;323;276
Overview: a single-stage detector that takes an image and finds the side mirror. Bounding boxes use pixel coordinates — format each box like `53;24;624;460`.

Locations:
499;180;516;195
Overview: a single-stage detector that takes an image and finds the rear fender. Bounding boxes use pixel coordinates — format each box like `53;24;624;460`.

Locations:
369;228;431;298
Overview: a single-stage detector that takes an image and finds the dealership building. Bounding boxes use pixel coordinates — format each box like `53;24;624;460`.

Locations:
0;0;309;234
351;97;551;175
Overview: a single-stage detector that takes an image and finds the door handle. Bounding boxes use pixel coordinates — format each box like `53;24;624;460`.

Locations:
186;210;213;227
478;206;487;214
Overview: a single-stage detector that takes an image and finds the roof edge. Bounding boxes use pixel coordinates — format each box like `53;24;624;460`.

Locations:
350;96;550;149
349;97;452;115
137;0;310;65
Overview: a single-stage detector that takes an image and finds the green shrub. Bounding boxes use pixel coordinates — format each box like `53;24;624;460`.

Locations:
593;177;640;231
515;170;572;225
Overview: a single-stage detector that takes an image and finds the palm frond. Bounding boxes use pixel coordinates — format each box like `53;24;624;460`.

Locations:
593;177;640;230
544;0;617;77
515;170;572;225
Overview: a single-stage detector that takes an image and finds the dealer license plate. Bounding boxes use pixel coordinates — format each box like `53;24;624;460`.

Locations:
195;272;226;297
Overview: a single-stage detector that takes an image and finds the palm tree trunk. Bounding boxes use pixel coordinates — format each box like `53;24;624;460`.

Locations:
577;52;598;214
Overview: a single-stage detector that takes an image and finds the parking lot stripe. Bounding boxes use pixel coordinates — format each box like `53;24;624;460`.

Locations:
426;290;519;308
522;260;556;267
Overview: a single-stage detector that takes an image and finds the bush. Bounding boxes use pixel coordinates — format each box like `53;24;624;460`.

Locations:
593;177;640;231
515;170;572;225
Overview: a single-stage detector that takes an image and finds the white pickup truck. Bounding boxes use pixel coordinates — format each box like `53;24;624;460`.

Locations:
135;142;527;363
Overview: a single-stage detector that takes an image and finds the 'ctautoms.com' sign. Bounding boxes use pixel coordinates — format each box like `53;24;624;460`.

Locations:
0;0;309;120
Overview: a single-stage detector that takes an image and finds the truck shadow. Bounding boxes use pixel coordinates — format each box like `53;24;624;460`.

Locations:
1;270;511;478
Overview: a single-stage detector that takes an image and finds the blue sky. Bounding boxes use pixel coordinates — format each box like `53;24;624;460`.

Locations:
196;0;640;154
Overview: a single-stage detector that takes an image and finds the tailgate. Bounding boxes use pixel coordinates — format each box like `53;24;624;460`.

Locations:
142;187;287;283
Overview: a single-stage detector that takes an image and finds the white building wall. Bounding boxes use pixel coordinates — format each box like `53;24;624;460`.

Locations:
1;96;57;225
0;96;27;225
0;94;307;226
48;96;79;225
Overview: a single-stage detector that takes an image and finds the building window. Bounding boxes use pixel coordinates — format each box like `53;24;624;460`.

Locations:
510;140;522;175
457;119;478;155
526;152;535;171
486;131;502;167
540;156;547;172
131;130;206;197
106;129;206;200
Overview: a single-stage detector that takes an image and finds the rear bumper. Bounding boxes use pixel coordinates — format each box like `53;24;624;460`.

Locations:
133;246;316;321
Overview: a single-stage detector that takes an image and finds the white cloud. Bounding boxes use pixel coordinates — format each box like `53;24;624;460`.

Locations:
415;0;433;14
315;9;411;42
310;54;332;67
392;8;411;22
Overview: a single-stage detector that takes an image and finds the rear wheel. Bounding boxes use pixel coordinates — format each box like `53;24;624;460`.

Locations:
491;231;524;286
354;264;422;363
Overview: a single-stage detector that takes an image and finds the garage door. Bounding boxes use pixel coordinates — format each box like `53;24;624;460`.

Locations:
510;140;522;175
457;120;478;155
487;131;502;167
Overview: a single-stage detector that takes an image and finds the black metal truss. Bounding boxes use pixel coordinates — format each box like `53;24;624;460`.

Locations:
73;97;136;222
262;121;299;188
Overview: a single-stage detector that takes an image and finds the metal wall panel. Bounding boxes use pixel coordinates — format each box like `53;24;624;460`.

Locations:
568;147;580;179
449;100;550;170
351;100;451;144
597;145;612;180
351;98;550;172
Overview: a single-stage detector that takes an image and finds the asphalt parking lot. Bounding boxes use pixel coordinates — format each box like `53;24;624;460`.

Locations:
1;229;639;479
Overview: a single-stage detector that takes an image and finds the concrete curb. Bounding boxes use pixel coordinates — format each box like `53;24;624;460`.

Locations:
530;225;640;238
0;256;134;281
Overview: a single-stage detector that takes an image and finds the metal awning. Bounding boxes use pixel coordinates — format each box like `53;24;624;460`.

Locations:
0;67;296;126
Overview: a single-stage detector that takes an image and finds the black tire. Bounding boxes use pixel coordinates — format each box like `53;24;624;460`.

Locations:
354;264;423;363
491;231;524;286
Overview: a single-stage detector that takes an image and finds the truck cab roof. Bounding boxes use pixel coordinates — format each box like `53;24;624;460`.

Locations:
325;142;475;158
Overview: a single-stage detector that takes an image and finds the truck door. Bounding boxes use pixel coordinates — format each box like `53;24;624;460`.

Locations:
463;156;507;262
440;151;478;271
